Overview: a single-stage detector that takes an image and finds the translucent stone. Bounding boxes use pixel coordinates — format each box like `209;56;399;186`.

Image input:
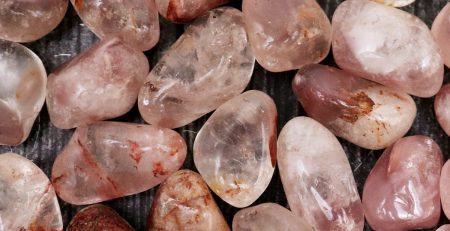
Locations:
242;0;331;72
371;0;414;7
138;7;254;129
0;0;68;42
332;0;443;97
47;38;149;129
193;90;277;208
441;160;450;219
0;153;63;231
278;117;364;231
292;64;416;150
232;203;312;231
51;122;187;205
0;40;46;145
148;170;230;231
438;225;450;231
363;136;443;230
67;204;134;231
435;84;450;136
155;0;229;23
432;3;450;68
71;0;159;51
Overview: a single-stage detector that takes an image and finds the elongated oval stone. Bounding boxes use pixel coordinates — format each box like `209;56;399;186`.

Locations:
438;225;450;231
432;3;450;68
242;0;331;72
0;0;68;43
71;0;159;51
293;64;416;150
47;38;149;129
278;117;364;231
435;84;450;136
138;7;255;129
67;204;134;231
441;160;450;219
193;90;277;208
0;153;63;231
232;203;312;231
332;0;443;97
363;136;443;230
51;121;187;205
0;40;46;145
156;0;229;23
148;170;230;231
371;0;414;7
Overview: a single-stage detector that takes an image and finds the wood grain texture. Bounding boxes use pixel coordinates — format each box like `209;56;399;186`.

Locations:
1;1;449;230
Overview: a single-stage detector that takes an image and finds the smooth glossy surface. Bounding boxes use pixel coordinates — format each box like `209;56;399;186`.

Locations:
438;225;450;231
67;204;134;231
371;0;414;7
432;3;450;68
435;84;450;136
442;160;450;219
156;0;229;23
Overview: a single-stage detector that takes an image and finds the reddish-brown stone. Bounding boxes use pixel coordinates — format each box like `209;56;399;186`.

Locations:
67;204;133;231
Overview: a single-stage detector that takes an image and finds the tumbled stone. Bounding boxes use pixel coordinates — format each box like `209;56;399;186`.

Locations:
51;121;186;205
193;90;277;208
156;0;229;23
242;0;331;72
278;117;364;231
232;203;312;231
371;0;414;7
435;84;450;136
0;40;47;145
71;0;159;51
432;3;450;68
363;136;443;230
0;153;63;231
138;7;254;128
441;159;450;219
293;64;416;150
0;0;68;42
47;38;149;129
332;0;443;97
438;225;450;231
67;204;134;231
148;170;229;231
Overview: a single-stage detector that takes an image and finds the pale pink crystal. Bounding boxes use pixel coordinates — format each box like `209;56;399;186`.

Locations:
148;170;230;231
232;203;312;231
0;153;63;231
438;225;450;231
363;136;443;231
293;64;416;150
277;117;364;231
51;121;187;205
71;0;159;51
441;160;450;219
0;40;46;145
193;90;277;208
435;84;450;136
155;0;229;23
68;204;134;231
138;7;254;129
432;3;450;68
242;0;331;72
371;0;414;7
46;38;149;129
332;0;443;97
0;0;68;43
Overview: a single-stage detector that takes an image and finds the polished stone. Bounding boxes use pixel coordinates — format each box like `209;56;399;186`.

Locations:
441;159;450;219
432;3;450;68
156;0;229;23
67;204;134;231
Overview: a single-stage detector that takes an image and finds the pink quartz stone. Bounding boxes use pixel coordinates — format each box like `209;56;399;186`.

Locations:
242;0;331;72
68;204;134;231
71;0;159;51
47;38;149;129
232;203;312;231
435;84;450;136
0;40;47;145
193;90;277;208
332;0;444;98
148;170;230;231
0;153;63;231
155;0;229;23
371;0;414;7
432;3;450;68
138;7;254;129
51;121;187;205
278;117;364;231
0;0;68;43
293;64;416;150
363;136;443;231
441;160;450;219
438;225;450;231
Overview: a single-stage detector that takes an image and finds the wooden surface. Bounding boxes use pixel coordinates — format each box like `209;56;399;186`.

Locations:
1;0;449;230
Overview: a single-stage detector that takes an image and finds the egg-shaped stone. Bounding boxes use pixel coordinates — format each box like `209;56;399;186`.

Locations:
432;3;450;68
441;160;450;219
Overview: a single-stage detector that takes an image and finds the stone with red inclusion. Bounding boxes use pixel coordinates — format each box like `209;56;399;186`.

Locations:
293;64;416;150
435;84;450;137
51;121;187;205
441;160;450;219
438;225;450;231
46;38;149;129
156;0;229;23
363;136;443;231
67;204;134;231
432;3;450;68
148;170;230;231
332;0;443;97
193;90;277;208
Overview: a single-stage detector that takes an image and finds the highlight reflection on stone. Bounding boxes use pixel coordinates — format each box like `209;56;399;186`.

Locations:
67;204;134;231
51;122;187;205
278;117;364;231
156;0;229;23
432;3;450;68
441;160;450;219
194;90;277;208
0;40;47;145
371;0;414;7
